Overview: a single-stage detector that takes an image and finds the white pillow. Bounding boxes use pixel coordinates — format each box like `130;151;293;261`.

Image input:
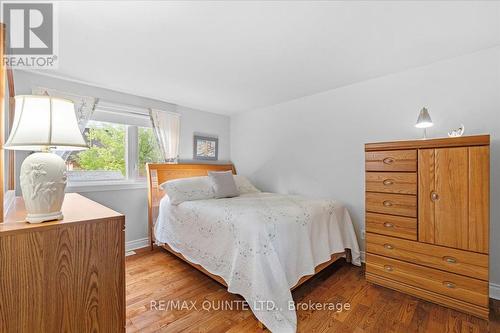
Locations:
208;171;239;198
160;176;214;205
234;175;261;194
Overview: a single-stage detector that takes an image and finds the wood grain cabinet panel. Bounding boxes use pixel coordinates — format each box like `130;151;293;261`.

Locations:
366;233;488;280
434;147;469;249
468;146;489;253
418;146;489;252
0;194;125;333
420;147;470;248
365;150;417;172
366;254;489;308
418;149;435;244
365;212;417;240
366;192;417;217
366;172;417;195
365;135;490;319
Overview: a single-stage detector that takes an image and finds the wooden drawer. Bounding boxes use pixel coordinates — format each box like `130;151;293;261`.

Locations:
365;150;417;172
366;254;488;307
366;192;417;217
366;233;488;280
366;213;417;240
366;172;416;195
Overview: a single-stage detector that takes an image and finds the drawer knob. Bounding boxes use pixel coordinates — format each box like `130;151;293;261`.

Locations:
383;179;394;186
383;157;395;165
383;200;393;207
383;243;394;250
443;256;457;264
431;191;439;201
383;222;394;228
384;265;394;272
443;281;456;289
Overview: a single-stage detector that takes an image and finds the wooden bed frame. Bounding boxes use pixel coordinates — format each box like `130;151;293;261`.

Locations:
146;163;348;292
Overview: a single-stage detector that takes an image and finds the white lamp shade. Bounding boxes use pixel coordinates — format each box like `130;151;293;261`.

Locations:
4;95;88;151
415;107;433;129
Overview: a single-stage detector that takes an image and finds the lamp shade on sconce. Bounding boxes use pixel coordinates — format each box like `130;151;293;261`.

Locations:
4;95;88;151
415;107;433;129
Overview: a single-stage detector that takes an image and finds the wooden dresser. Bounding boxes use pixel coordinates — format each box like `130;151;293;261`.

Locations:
0;193;126;332
365;135;490;319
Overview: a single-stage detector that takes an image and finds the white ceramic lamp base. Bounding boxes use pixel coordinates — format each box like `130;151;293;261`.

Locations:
20;152;67;223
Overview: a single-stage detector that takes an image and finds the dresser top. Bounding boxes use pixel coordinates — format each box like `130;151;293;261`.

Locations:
365;134;490;151
0;193;123;236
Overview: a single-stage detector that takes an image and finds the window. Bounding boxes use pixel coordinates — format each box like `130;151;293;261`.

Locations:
66;102;164;183
138;126;162;178
67;121;127;181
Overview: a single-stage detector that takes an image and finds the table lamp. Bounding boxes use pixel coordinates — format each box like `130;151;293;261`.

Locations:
4;95;88;223
415;107;433;139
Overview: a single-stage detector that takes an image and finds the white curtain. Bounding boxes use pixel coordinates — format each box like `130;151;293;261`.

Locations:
149;108;181;163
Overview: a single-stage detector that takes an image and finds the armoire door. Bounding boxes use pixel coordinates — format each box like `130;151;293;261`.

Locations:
418;146;489;253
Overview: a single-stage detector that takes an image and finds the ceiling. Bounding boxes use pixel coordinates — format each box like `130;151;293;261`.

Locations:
35;1;500;114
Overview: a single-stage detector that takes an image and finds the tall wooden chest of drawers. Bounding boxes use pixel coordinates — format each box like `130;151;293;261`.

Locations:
365;135;490;319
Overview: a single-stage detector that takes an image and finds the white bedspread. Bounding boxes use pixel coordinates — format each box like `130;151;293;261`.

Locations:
155;192;360;332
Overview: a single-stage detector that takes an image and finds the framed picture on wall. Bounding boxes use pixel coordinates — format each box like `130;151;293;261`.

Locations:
193;135;218;161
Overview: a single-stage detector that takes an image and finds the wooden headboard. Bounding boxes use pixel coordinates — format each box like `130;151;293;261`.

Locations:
146;163;236;249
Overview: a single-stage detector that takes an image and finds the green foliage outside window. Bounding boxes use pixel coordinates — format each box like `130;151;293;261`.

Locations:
138;127;163;177
68;122;162;178
72;123;126;175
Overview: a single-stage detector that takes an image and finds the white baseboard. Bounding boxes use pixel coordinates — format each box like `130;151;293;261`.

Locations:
125;237;149;252
359;250;500;300
490;282;500;300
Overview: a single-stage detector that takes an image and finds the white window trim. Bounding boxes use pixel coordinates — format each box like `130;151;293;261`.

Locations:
126;125;138;179
67;117;157;187
66;101;166;189
66;179;147;193
3;190;16;215
66;124;149;190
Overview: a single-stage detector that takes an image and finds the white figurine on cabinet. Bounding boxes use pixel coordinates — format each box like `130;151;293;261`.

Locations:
448;124;465;138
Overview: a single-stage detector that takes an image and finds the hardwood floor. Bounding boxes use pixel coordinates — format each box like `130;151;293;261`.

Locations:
126;248;500;332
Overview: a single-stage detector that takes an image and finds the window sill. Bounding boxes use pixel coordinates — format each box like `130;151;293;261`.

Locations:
66;180;148;193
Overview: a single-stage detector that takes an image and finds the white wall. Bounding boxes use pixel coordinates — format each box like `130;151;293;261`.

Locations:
12;70;231;248
231;47;500;290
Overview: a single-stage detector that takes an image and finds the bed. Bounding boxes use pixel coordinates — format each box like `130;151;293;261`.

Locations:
146;163;361;332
